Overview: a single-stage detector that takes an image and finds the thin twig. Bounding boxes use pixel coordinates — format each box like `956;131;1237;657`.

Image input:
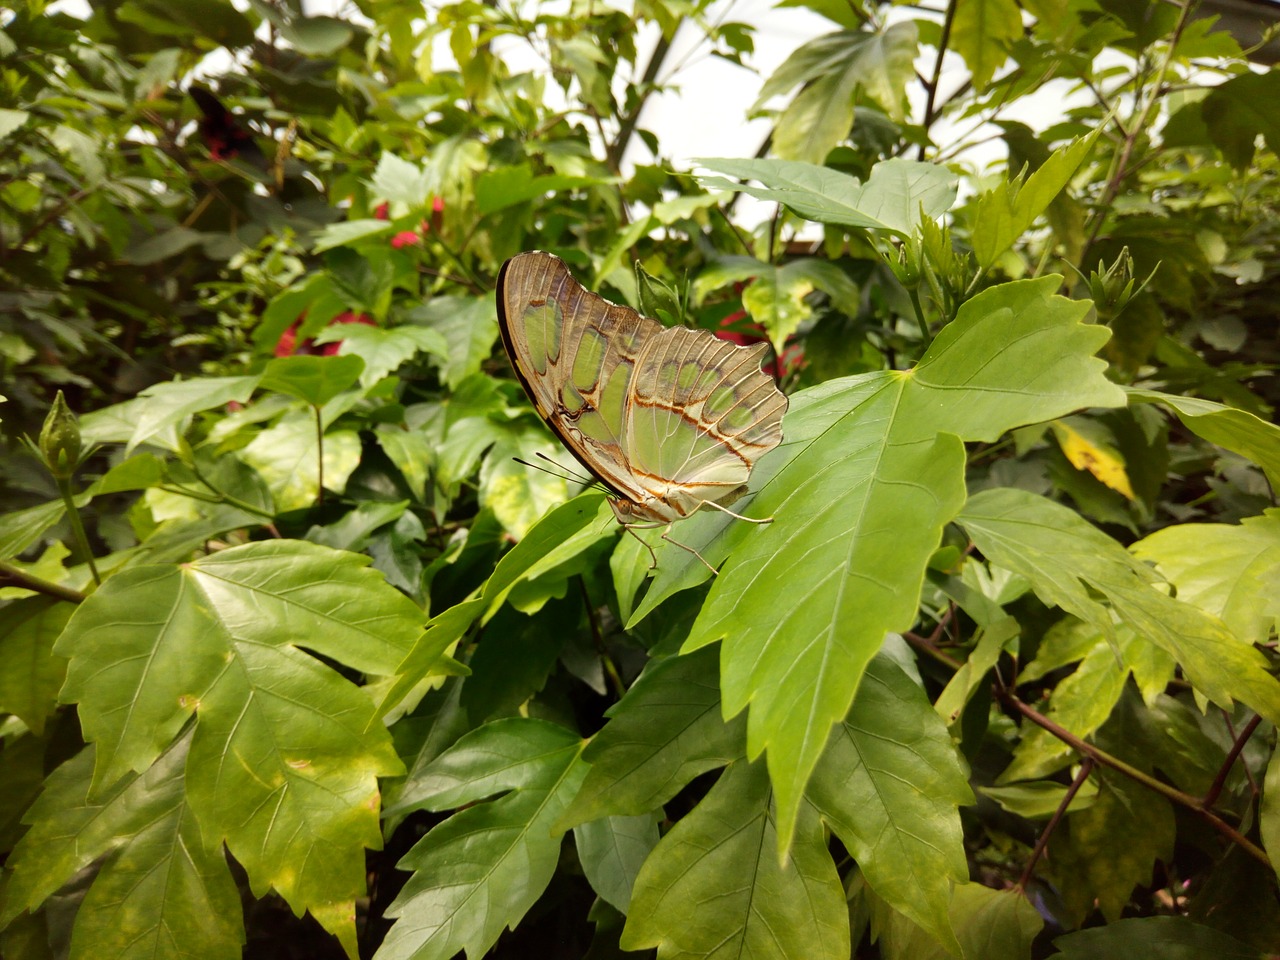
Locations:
1018;757;1095;891
1202;712;1262;809
996;686;1270;867
606;31;674;171
1079;0;1195;265
918;0;958;160
903;629;962;671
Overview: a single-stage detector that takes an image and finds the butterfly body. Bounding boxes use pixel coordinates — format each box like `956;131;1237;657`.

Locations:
497;251;787;526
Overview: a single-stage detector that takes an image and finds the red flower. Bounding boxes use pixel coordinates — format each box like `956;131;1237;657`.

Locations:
390;230;422;248
320;311;376;356
374;202;390;220
275;311;376;357
714;308;803;379
275;320;302;357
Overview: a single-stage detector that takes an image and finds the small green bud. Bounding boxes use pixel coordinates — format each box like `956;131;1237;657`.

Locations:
39;390;82;479
893;245;922;287
635;260;686;325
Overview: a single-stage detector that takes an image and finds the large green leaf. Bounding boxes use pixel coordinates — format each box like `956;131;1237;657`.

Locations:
407;296;500;389
695;256;859;352
871;882;1043;960
126;375;261;453
950;0;1022;90
808;655;971;954
1052;916;1259;960
370;153;431;208
374;495;615;720
573;813;660;914
0;498;67;561
377;719;586;960
959;489;1280;726
260;354;366;407
971;131;1100;270
1;740;243;960
755;23;917;119
478;423;573;539
312;218;396;253
557;645;746;829
0;596;72;734
53;541;421;935
620;760;849;960
1128;387;1280;490
1048;772;1174;925
683;276;1122;850
1132;510;1280;647
693;156;959;236
311;324;448;387
473;164;608;215
999;622;1159;783
280;15;352;55
1202;71;1280;170
753;23;919;162
1263;744;1280;873
480;492;615;619
240;412;362;510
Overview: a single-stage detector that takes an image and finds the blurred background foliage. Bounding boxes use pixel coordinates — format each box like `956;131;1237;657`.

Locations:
2;0;1280;956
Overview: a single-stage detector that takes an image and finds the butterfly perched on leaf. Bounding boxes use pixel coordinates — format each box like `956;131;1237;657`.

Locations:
496;251;788;538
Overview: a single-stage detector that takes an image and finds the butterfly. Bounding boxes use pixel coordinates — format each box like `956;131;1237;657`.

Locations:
496;251;787;561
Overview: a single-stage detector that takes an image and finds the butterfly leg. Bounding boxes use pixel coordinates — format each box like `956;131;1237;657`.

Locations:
622;523;660;569
700;498;773;524
623;523;719;576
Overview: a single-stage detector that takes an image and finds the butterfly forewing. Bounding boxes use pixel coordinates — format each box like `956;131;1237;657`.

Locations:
498;252;660;503
497;250;788;523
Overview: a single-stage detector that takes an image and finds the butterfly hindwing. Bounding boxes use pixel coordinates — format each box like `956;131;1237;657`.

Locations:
497;250;787;522
628;326;785;514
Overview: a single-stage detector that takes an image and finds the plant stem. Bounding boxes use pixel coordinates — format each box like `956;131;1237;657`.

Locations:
996;686;1270;867
606;30;674;172
1202;713;1262;809
158;484;276;520
56;476;100;586
903;629;962;670
184;462;280;520
0;560;87;603
1018;757;1095;891
314;404;325;507
1080;0;1195;265
918;0;958;160
908;285;931;344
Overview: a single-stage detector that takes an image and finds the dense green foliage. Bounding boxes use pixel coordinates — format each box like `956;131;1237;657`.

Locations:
2;0;1280;958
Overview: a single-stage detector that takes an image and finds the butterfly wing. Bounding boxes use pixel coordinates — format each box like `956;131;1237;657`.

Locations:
497;251;659;504
497;250;788;523
625;325;787;519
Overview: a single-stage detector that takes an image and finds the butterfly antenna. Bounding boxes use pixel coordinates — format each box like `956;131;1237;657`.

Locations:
513;455;610;495
513;456;580;484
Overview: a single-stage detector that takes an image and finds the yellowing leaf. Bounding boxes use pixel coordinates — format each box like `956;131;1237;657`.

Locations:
1052;417;1136;499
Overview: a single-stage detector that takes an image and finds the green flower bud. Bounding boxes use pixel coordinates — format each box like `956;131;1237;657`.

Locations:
39;390;82;479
